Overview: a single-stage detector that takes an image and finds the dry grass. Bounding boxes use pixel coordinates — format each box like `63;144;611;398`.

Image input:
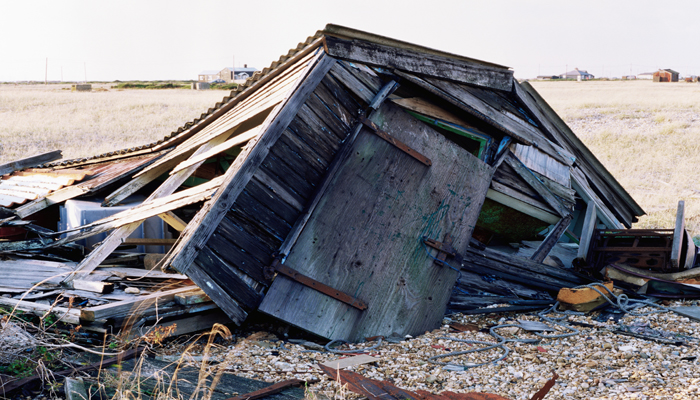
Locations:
530;80;700;236
0;84;228;163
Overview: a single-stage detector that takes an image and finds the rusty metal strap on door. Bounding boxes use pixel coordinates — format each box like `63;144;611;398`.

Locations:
423;234;456;267
265;258;368;311
360;117;432;166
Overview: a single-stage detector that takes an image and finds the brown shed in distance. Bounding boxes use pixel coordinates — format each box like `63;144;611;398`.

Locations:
653;69;679;82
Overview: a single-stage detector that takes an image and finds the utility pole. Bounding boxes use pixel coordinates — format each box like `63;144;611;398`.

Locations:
84;62;87;83
45;57;48;85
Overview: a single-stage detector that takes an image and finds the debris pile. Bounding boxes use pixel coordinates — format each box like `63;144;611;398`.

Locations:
0;24;698;399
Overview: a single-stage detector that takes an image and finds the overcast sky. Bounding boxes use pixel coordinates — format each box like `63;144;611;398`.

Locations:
2;0;699;82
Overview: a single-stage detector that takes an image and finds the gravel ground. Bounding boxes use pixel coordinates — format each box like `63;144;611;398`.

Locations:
155;301;700;400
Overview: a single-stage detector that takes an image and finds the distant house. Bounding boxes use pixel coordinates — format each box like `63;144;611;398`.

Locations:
636;72;654;80
218;65;259;83
653;69;679;82
198;70;220;82
536;75;560;80
560;68;594;80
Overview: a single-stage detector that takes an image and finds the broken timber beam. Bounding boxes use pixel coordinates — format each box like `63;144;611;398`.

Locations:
530;214;573;263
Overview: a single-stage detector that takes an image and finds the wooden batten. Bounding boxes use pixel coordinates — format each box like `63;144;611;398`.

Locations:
322;35;513;91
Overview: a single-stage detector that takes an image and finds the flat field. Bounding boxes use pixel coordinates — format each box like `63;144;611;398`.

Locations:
530;80;700;235
2;81;699;234
0;83;227;162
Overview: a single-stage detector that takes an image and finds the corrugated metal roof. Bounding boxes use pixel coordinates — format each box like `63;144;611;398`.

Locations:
0;169;92;208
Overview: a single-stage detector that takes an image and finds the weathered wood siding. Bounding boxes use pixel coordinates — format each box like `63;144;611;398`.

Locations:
258;102;494;341
190;61;375;312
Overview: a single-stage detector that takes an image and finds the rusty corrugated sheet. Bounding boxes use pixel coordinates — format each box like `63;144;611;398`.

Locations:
2;153;161;209
0;169;92;208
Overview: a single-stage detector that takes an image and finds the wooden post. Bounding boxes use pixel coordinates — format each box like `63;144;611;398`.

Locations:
671;200;685;270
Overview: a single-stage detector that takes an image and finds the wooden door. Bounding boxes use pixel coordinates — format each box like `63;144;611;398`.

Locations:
258;102;494;341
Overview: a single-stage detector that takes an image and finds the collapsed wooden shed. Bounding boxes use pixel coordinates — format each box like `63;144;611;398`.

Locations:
0;25;645;341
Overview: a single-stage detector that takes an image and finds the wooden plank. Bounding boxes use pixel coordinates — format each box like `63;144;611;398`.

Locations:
72;280;113;293
460;252;573;293
485;189;560;225
277;130;328;173
287;118;337;164
466;246;586;284
80;286;198;322
121;238;177;246
244;176;301;225
530;214;573;263
102;148;196;207
174;289;211;305
234;189;293;238
490;180;553;213
570;167;623;229
0;150;62;176
577;203;598;260
259;102;494;341
253;167;306;212
671;200;686;269
304;90;351;140
158;211;187;232
0;297;80;325
64;378;88;400
176;265;247;325
320;74;363;120
218;214;276;266
195;246;264;310
504;152;570;218
512;143;571;187
165;52;336;275
327;62;375;104
170;125;261;175
207;232;270;284
391;97;476;129
323;35;513;91
273;261;368;310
